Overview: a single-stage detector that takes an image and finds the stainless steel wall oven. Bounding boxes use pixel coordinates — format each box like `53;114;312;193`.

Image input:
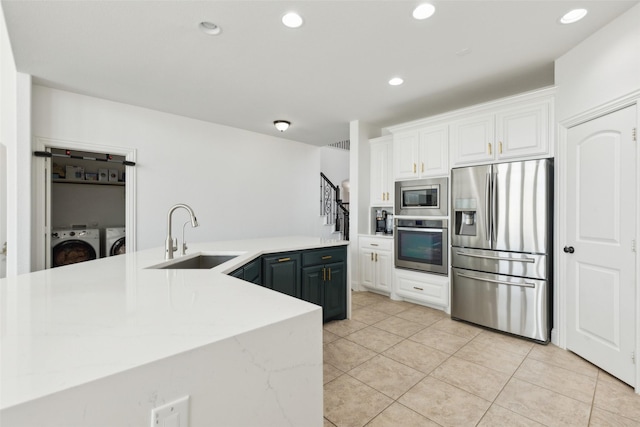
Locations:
395;218;448;275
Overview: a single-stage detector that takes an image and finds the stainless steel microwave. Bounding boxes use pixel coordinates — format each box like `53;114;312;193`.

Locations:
395;177;448;216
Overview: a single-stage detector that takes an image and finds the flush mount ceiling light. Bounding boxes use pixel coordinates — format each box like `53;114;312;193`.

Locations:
413;3;436;20
282;12;303;28
559;8;588;24
199;21;221;35
274;120;291;132
389;77;404;86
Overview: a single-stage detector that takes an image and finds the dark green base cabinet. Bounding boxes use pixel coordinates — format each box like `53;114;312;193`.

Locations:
229;246;347;323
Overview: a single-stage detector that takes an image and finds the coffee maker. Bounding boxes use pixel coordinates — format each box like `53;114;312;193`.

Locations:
375;209;387;235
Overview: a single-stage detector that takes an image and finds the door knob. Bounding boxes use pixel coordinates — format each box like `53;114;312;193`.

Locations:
563;246;575;254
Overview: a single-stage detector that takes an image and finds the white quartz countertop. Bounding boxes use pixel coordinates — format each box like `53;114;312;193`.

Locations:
0;236;348;410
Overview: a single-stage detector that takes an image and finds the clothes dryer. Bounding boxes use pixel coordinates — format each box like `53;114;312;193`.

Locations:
105;227;126;257
51;228;100;268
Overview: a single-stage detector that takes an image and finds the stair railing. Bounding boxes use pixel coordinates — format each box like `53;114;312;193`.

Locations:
320;173;349;241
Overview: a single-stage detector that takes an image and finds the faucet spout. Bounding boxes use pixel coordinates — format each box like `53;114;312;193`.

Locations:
165;203;199;260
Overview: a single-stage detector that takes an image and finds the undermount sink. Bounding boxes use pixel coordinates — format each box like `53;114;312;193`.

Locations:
149;254;238;270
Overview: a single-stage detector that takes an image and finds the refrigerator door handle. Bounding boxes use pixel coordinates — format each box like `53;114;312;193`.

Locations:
455;251;536;263
456;272;536;288
492;171;498;242
485;171;492;242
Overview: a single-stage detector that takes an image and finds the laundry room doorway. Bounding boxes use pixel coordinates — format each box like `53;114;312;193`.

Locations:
33;137;136;270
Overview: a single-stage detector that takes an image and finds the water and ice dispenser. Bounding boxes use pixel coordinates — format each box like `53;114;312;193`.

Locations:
454;198;477;236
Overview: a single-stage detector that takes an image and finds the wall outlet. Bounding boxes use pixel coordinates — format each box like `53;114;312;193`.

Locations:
150;395;190;427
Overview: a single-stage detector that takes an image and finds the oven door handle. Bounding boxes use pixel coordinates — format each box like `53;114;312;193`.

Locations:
456;272;535;288
455;251;535;263
397;227;444;233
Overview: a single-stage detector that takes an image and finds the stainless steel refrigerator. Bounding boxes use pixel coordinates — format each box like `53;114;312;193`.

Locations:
450;158;553;342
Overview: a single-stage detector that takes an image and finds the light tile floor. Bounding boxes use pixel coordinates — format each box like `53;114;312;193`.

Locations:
323;291;640;427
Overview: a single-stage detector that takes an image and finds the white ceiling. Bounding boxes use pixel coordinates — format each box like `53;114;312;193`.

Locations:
2;0;638;146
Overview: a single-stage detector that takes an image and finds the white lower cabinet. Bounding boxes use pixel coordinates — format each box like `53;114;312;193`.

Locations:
394;268;449;308
359;236;392;293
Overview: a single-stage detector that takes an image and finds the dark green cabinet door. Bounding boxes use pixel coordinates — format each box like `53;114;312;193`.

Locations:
229;267;244;279
301;265;324;307
243;258;262;285
323;261;347;322
262;253;301;297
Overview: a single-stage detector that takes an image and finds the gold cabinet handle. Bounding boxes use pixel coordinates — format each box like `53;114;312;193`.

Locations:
382;192;386;201
499;141;503;154
413;286;424;291
370;252;374;261
421;162;424;173
375;253;378;262
278;257;291;262
328;268;331;281
371;243;379;246
413;163;416;173
387;192;390;200
321;255;332;260
323;267;326;281
488;143;492;155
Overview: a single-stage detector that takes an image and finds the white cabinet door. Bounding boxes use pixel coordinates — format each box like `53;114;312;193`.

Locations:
359;237;393;292
496;101;550;160
359;247;375;288
375;250;392;291
450;114;495;166
393;131;419;180
370;137;393;206
418;125;449;177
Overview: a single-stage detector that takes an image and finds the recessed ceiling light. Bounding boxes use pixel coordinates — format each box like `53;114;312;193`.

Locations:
282;12;303;28
413;3;436;20
389;77;404;86
199;21;221;35
560;8;588;24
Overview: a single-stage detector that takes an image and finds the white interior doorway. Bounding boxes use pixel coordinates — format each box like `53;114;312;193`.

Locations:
0;142;7;278
563;105;638;387
34;137;136;271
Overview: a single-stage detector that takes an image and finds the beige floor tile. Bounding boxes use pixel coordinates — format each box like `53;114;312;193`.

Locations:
324;417;337;427
527;343;599;378
431;356;510;401
348;354;425;400
324;329;341;344
399;376;491;427
409;327;471;354
351;291;387;307
368;299;413;315
351;306;391;325
431;317;483;339
367;402;440;427
345;325;404;353
324;362;343;384
323;375;393;427
324;318;368;337
477;405;545;426
589;407;640;426
373;316;426;338
471;329;535;356
394;305;447;326
495;378;591;426
593;371;640;422
514;357;597;403
455;337;527;375
383;339;449;374
324;338;377;372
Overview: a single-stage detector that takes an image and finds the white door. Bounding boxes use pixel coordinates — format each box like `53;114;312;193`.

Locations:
565;105;637;386
0;142;6;278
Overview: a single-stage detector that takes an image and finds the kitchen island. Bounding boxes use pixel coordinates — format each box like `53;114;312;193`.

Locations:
1;236;349;427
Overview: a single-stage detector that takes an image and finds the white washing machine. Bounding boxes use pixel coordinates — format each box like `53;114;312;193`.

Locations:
105;227;126;257
51;228;101;268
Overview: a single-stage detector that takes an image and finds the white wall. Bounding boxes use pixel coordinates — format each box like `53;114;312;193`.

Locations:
1;5;31;276
320;146;349;187
555;3;640;122
32;86;321;252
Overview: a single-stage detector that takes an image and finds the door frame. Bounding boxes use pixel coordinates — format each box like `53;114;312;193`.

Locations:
33;137;137;271
557;89;640;392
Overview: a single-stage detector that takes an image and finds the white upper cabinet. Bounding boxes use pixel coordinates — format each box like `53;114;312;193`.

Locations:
370;136;393;206
450;96;552;167
394;124;448;180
